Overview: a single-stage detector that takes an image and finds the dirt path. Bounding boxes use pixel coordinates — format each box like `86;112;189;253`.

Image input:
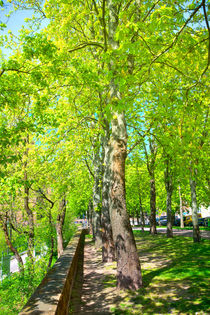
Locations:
70;240;125;314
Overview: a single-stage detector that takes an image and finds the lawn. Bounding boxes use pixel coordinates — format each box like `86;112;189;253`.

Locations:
108;231;210;314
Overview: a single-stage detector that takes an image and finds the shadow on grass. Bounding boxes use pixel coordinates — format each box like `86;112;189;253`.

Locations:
111;233;210;314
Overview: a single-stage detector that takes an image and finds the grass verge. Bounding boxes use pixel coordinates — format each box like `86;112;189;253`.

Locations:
109;231;210;314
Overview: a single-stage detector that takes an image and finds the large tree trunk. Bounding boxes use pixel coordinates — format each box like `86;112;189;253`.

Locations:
88;200;93;236
189;174;201;243
108;0;142;290
164;159;173;238
92;145;102;248
109;112;142;290
56;198;66;258
2;215;24;273
178;185;184;228
101;124;115;262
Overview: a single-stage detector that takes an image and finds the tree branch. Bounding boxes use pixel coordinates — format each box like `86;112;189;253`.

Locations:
102;0;108;50
201;0;210;77
151;1;203;64
68;41;104;53
0;69;5;77
142;0;161;22
31;187;55;208
92;0;99;15
84;158;94;178
127;140;142;155
123;0;134;12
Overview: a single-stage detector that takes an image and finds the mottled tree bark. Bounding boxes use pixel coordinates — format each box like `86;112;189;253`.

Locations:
189;174;201;242
88;200;93;236
101;123;115;262
107;0;142;290
92;145;102;248
56;198;66;258
109;112;142;290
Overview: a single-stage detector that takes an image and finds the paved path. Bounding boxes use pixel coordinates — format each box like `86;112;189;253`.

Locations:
70;241;123;314
132;227;210;239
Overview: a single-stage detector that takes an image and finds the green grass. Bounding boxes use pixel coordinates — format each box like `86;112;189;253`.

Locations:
0;230;7;253
172;226;210;231
111;231;210;314
133;225;210;231
0;255;57;314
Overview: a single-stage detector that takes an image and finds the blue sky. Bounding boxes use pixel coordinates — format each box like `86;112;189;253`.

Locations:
1;3;33;34
0;1;42;57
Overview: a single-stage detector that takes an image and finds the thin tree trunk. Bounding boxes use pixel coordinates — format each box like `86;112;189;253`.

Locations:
144;140;157;235
189;174;201;242
136;208;140;226
150;176;157;234
136;165;144;231
164;159;173;238
101;124;115;262
132;212;135;226
37;188;55;268
48;207;54;268
56;198;66;258
2;216;24;273
108;0;142;290
139;195;145;232
24;135;35;266
24;172;35;266
178;185;184;228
